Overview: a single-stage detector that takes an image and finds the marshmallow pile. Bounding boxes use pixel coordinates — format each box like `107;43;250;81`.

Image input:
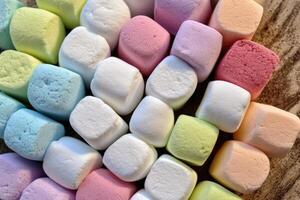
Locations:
0;0;299;200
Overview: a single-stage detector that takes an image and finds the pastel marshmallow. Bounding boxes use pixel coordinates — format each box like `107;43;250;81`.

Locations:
59;26;110;86
76;169;137;200
0;92;24;138
0;153;44;200
215;40;279;99
234;102;300;157
80;0;130;49
146;56;197;109
0;50;41;100
130;190;152;200
171;20;223;82
43;137;102;190
0;0;24;49
10;7;66;64
130;96;174;147
103;134;157;182
154;0;212;34
209;0;263;47
196;81;251;133
20;178;75;200
4;108;65;161
145;154;197;200
118;16;170;76
28;64;85;121
124;0;154;16
36;0;87;29
91;57;144;115
167;115;219;166
70;96;128;150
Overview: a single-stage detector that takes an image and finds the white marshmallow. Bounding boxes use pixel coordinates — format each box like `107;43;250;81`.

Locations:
59;26;110;86
91;57;144;115
130;96;174;147
43;137;102;189
145;155;197;200
80;0;131;49
70;96;128;150
103;134;157;182
196;81;251;133
124;0;154;16
131;189;152;200
146;56;197;109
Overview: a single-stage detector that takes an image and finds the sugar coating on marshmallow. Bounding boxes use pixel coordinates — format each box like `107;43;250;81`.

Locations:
20;178;75;200
0;153;44;200
43;137;102;190
146;56;197;109
10;7;66;64
70;96;128;150
210;141;270;194
28;64;85;121
59;26;110;86
4;108;65;161
36;0;87;29
130;96;174;147
80;0;130;49
118;16;170;76
234;102;300;157
145;154;197;200
91;57;144;115
196;81;250;133
124;0;154;16
171;20;223;82
76;169;137;200
131;190;152;200
103;134;157;182
154;0;212;34
0;50;41;100
0;92;24;138
209;0;263;47
0;0;24;49
215;40;279;99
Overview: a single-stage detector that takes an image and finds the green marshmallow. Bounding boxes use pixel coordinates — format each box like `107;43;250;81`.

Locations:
0;50;41;100
36;0;87;29
190;181;242;200
167;115;219;166
10;7;66;64
0;0;24;49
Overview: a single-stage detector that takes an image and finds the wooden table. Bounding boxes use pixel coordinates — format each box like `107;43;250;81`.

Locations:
1;0;299;199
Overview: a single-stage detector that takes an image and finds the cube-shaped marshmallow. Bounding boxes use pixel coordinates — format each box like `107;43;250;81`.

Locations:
131;190;152;200
124;0;154;16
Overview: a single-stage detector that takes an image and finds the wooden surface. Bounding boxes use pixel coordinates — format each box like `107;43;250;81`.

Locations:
1;0;299;199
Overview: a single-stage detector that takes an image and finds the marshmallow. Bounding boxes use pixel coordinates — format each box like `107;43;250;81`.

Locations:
210;141;270;194
20;178;75;200
36;0;87;29
146;56;197;109
76;169;137;200
10;7;66;64
209;0;263;47
130;96;174;147
80;0;130;49
215;40;279;99
167;115;219;166
145;155;197;200
59;26;110;86
130;190;152;200
171;20;222;82
43;137;102;190
118;16;170;76
154;0;212;34
0;0;24;49
234;102;300;157
70;96;128;150
0;93;24;138
28;64;85;121
0;50;41;100
0;153;44;200
91;57;144;115
196;81;250;133
124;0;154;16
103;134;157;182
